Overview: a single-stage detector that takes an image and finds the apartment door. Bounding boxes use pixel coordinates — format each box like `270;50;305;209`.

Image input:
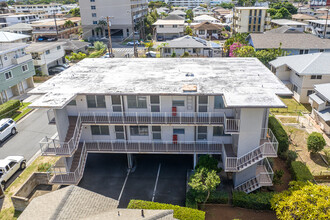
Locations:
173;128;185;143
198;96;208;112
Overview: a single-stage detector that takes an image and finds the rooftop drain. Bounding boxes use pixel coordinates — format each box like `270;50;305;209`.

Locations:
185;73;194;77
183;84;197;92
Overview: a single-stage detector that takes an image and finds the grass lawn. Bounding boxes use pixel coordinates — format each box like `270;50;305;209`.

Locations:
0;156;58;220
271;97;312;116
11;103;33;122
278;117;298;124
33;76;51;83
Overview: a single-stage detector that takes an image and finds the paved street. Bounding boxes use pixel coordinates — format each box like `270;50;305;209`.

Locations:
0;108;57;162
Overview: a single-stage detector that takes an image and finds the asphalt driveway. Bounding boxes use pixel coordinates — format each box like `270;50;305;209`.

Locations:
78;153;193;208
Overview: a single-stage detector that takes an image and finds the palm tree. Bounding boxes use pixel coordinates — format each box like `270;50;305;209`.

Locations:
98;20;107;37
64;20;74;38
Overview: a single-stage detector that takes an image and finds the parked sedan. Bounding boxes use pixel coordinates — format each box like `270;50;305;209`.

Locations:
0;118;17;143
48;66;66;75
126;41;140;46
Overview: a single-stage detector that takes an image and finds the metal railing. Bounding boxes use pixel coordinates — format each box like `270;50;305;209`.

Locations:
85;140;222;154
79;111;225;125
223;128;278;172
47;142;87;184
224;114;240;133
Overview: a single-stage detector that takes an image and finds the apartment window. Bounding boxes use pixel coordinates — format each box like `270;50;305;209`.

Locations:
56;46;61;50
150;96;160;112
173;25;177;28
249;17;252;24
159;25;164;28
91;5;96;10
197;126;207;140
214;96;224;109
254;10;257;16
68;100;76;106
92;13;97;17
198;96;208;112
91;125;109;135
45;50;50;55
193;48;201;53
307;90;314;96
127;95;147;108
4;55;7;60
320;49;324;52
213;126;224;136
311;75;322;79
115;126;125;139
22;64;28;72
172;100;184;107
130;126;148;136
164;48;171;53
293;84;298;93
257;25;260;32
93;21;97;24
248;26;251;32
4;71;12;80
152;126;161;140
86;95;106;108
173;128;185;134
249;10;252;16
90;0;95;2
199;30;205;34
111;95;122;112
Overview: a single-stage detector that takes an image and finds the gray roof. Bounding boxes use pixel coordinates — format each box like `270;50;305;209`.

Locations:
0;43;28;55
0;31;30;42
29;58;291;109
315;83;330;101
169;10;186;15
316;108;330;122
1;23;33;31
265;26;303;34
58;39;90;51
271;19;308;26
269;53;330;75
164;36;221;48
18;186;119;220
309;93;324;105
248;33;330;50
162;14;184;20
26;42;66;53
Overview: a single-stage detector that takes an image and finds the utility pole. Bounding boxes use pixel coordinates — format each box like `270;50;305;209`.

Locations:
53;10;59;39
324;9;329;39
130;11;138;58
106;16;113;57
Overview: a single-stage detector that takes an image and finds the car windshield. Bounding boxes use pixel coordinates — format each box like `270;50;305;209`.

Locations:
0;124;8;132
0;169;3;178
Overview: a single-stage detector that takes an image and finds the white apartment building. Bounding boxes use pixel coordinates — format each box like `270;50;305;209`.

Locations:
26;42;66;75
307;20;330;39
13;4;62;15
165;0;209;8
270;53;330;104
153;14;185;40
232;7;271;33
30;58;291;193
79;0;148;40
0;43;35;103
0;14;39;26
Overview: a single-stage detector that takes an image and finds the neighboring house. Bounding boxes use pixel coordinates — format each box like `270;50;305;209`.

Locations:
309;83;330;135
310;0;330;7
168;10;186;18
307;20;330;39
0;14;39;26
270;19;307;32
232;7;271;33
192;6;213;16
292;14;316;23
0;31;30;43
160;35;222;57
191;21;223;40
0;43;35;104
193;15;220;23
32;17;81;41
166;0;204;9
247;33;330;55
264;25;303;34
29;58;291;194
0;23;33;36
297;7;315;16
153;14;185;40
269;53;330;103
79;0;148;40
58;39;91;54
26;42;66;75
13;3;62;15
19;185;175;220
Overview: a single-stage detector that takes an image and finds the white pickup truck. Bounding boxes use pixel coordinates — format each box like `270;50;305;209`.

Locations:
0;118;17;143
0;156;26;189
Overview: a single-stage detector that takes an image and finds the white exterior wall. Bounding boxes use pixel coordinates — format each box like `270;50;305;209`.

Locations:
233;8;269;33
54;107;69;142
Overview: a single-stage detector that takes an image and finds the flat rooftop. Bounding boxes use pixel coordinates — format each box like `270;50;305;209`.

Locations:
271;19;308;26
29;58;292;109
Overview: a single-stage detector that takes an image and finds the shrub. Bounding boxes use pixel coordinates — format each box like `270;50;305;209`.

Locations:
208;191;229;204
290;161;313;181
181;52;190;57
273;169;284;185
94;41;106;51
37;162;52;172
186;189;228;208
286;150;298;163
323;148;330;164
171;52;176;57
88;48;105;58
0;100;20;119
268;116;289;156
195;155;221;172
127;200;205;220
307;132;326;153
232;191;276;210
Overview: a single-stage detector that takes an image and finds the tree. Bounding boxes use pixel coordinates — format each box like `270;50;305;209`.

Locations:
0;1;8;13
271;182;330;220
94;41;106;51
307;132;326;153
188;168;220;205
195;155;221;172
185;26;193;36
273;7;292;19
199;3;207;8
234;45;255;57
267;8;277;17
270;2;298;14
186;9;194;20
68;8;80;17
65;52;87;62
98;20;107;37
144;41;154;51
218;2;235;9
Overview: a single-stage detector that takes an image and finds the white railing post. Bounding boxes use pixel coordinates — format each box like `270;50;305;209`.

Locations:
138;141;140;152
136;112;138;124
107;112;110;124
165;112;167;124
93;112;96;123
97;141;100;151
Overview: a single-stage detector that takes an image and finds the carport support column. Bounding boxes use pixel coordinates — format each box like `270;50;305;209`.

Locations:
127;154;133;169
193;153;197;169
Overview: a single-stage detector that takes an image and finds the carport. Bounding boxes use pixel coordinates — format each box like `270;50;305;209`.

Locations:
78;153;193;208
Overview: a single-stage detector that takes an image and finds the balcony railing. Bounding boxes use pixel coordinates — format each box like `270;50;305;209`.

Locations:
85;140;222;154
11;54;32;65
224;114;240;133
47;142;88;185
80;112;225;125
223;128;278;172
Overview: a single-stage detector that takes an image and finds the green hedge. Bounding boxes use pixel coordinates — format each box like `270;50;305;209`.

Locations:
268;116;289;156
127;200;205;220
186;189;228;209
290;161;313;181
0;100;20;119
208;191;229;204
232;191;276;210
